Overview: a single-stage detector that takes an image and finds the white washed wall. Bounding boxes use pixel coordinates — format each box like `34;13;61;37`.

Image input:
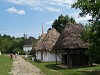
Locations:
43;52;48;61
36;51;61;62
47;52;61;61
36;51;41;60
23;47;32;52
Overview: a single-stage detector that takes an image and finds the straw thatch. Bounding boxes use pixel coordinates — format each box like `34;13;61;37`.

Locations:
34;34;46;51
23;45;32;47
53;23;88;50
24;37;36;45
34;28;60;51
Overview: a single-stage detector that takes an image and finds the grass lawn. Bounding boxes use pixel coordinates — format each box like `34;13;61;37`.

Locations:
28;56;100;75
0;55;13;75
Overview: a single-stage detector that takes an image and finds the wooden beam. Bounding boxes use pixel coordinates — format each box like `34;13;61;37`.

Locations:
56;52;62;61
55;50;57;65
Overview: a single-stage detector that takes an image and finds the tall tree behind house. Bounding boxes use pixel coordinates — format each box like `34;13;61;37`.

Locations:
72;0;100;63
52;15;76;33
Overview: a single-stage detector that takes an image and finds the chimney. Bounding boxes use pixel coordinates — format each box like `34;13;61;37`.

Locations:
42;23;44;35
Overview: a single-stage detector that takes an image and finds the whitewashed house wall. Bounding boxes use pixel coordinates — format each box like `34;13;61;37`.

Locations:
36;51;61;62
23;45;32;52
43;52;48;61
34;28;61;62
36;51;41;60
46;52;61;61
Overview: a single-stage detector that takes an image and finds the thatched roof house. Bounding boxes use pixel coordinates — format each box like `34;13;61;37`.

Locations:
53;23;89;66
34;28;60;51
34;28;61;62
23;37;37;52
53;23;88;50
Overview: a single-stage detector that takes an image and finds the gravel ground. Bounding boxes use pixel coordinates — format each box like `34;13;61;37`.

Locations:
10;56;45;75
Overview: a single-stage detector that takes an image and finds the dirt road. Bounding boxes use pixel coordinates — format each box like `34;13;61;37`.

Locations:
10;56;45;75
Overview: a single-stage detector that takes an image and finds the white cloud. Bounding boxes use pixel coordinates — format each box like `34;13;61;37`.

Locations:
7;0;42;8
33;7;43;11
7;0;39;5
7;0;74;6
76;15;92;23
71;12;92;23
7;0;23;5
6;7;25;15
47;7;61;12
45;0;76;7
63;0;76;4
45;20;54;25
7;0;75;12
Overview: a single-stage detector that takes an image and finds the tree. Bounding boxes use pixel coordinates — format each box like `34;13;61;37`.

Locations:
72;0;100;21
81;23;92;42
0;38;12;53
72;0;100;63
0;34;26;54
52;15;76;33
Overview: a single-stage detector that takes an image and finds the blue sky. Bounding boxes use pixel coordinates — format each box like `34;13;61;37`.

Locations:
0;0;91;38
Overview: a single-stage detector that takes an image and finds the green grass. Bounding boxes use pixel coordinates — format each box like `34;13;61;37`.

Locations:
28;56;100;75
0;55;13;75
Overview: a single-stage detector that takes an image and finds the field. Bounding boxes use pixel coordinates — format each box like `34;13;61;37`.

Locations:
0;55;13;75
28;56;100;75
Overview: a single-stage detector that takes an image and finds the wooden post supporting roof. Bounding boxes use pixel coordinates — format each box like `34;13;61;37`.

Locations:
56;51;62;61
55;50;57;65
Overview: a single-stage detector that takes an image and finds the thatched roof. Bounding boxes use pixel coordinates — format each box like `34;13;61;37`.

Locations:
34;28;60;51
34;34;46;51
23;45;32;47
53;23;88;50
25;37;37;45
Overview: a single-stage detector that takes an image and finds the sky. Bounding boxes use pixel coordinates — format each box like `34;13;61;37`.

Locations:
0;0;91;38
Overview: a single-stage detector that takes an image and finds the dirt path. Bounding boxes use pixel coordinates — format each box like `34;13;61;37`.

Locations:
10;56;45;75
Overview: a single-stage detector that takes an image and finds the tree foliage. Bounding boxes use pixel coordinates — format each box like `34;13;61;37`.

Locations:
81;23;92;42
0;34;25;54
52;15;76;33
72;0;100;63
72;0;100;20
